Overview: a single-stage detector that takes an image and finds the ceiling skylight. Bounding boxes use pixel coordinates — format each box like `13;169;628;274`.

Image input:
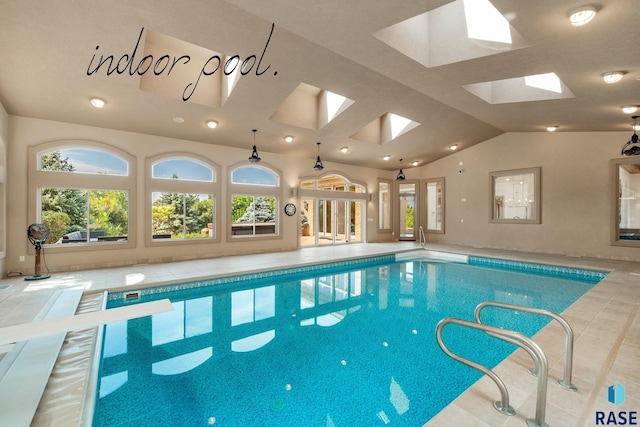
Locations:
463;0;512;44
464;72;574;104
350;113;420;145
374;0;528;68
270;83;354;130
524;73;562;94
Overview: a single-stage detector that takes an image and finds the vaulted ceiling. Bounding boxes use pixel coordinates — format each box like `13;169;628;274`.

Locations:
1;0;639;170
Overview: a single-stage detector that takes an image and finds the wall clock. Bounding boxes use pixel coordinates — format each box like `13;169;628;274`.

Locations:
284;203;296;216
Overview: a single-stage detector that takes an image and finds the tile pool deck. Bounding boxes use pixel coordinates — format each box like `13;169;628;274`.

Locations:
0;242;638;427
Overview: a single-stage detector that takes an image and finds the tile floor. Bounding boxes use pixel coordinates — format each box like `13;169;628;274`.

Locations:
0;242;638;427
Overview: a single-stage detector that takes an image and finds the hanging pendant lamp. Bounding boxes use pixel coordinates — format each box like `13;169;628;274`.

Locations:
396;158;406;181
621;116;640;156
248;129;261;162
313;142;324;170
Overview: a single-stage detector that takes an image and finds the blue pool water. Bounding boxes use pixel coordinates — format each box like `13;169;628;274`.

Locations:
94;255;606;427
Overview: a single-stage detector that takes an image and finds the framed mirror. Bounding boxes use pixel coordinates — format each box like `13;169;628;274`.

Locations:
490;167;541;224
611;158;640;246
425;177;445;233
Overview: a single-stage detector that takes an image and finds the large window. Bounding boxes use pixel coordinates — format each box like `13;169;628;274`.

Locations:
31;144;134;247
229;165;280;238
148;155;219;242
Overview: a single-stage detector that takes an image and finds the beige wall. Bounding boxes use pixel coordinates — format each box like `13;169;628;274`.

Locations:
5;116;393;276
0;101;7;275
419;131;640;261
6;114;638;275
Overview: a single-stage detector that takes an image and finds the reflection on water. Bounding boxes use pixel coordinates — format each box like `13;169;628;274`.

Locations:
96;260;594;427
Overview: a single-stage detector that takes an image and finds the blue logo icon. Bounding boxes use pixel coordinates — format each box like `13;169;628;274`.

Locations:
608;382;625;406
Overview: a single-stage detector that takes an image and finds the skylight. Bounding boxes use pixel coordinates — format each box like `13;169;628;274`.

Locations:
325;91;348;123
270;83;355;130
374;0;528;68
389;114;413;139
524;73;562;94
463;0;511;44
463;72;574;104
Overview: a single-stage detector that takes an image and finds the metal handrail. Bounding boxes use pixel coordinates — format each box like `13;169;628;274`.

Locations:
474;301;577;392
436;318;550;427
419;225;426;248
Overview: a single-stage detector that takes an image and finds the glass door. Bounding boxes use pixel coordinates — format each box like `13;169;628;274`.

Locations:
399;183;416;240
301;198;363;246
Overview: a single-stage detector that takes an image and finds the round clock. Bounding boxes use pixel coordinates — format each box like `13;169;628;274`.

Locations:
284;203;296;216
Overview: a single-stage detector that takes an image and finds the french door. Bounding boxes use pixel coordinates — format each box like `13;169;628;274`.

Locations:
301;198;363;246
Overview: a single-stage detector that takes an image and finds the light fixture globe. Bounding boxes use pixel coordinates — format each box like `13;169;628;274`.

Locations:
621;116;640;156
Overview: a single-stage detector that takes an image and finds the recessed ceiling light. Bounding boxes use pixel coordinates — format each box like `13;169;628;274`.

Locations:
602;71;625;84
546;125;559;132
412;161;419;166
173;116;184;123
90;98;105;108
206;120;218;129
449;144;459;150
383;155;391;161
569;5;597;26
284;135;294;143
622;106;639;114
340;146;349;154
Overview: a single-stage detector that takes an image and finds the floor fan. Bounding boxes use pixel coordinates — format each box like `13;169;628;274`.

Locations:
25;223;51;281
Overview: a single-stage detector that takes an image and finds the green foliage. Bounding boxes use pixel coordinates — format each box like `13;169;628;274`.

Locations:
41;187;87;233
89;190;128;236
41;211;71;244
41;151;75;172
231;196;253;222
406;205;414;228
153;192;213;238
236;196;275;223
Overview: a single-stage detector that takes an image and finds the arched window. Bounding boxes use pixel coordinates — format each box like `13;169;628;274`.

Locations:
30;142;135;248
148;155;219;242
229;164;281;238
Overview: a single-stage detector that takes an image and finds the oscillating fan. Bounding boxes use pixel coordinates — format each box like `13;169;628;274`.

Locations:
25;223;51;281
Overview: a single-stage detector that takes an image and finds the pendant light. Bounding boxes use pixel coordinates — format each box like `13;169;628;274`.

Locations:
396;158;406;181
248;129;261;162
313;142;324;170
621;116;640;156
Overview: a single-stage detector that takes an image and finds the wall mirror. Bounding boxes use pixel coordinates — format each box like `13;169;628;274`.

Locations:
612;158;640;246
425;178;444;233
490;167;541;224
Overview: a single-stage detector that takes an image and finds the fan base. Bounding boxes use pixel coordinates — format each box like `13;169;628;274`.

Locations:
24;274;50;281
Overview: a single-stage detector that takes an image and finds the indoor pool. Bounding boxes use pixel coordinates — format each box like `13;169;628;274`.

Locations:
93;254;606;426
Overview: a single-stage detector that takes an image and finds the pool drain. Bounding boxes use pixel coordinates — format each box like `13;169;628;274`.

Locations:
270;398;285;411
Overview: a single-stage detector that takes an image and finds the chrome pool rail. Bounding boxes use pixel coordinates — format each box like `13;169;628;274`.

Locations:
435;318;550;427
419;225;426;248
474;301;577;392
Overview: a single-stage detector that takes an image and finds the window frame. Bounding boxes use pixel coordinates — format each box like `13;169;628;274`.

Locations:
228;162;282;241
146;153;221;246
28;140;136;253
489;167;541;224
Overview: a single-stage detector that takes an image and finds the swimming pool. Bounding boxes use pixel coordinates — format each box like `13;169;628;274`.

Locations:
93;254;606;426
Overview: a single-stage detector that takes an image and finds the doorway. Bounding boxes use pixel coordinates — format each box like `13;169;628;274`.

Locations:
301;198;363;246
399;183;416;240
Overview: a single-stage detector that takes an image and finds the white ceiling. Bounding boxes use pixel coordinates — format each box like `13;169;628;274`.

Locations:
1;0;639;170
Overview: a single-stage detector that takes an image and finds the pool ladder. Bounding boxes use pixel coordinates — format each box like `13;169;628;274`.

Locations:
418;225;426;248
435;302;578;427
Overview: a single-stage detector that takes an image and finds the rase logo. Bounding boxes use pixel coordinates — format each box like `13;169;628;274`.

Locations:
596;382;637;425
609;382;626;406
